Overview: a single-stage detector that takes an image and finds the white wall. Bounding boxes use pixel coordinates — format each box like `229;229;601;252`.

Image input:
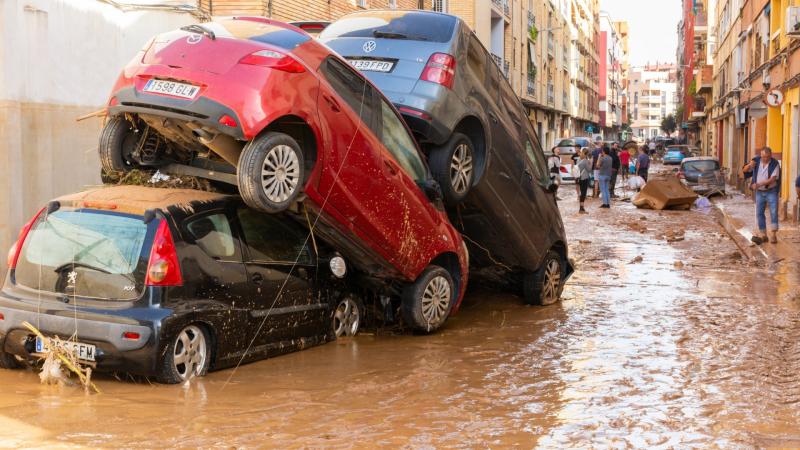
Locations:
0;0;199;276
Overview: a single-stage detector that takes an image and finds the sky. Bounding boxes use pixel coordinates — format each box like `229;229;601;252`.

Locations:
599;0;682;67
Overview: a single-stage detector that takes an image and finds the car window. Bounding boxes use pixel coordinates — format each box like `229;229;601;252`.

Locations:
320;57;376;131
320;11;457;43
237;209;312;264
525;139;549;184
379;99;427;182
498;79;524;130
467;35;487;85
216;19;311;50
185;213;236;260
683;160;720;171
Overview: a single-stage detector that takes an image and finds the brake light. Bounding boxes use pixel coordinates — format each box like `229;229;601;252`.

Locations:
398;106;432;121
7;207;45;270
420;53;456;89
122;331;140;340
0;313;4;321
145;220;183;286
219;115;237;128
239;50;306;73
560;166;568;173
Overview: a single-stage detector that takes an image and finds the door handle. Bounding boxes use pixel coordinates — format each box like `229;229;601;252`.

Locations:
251;272;263;286
383;158;398;175
323;95;341;112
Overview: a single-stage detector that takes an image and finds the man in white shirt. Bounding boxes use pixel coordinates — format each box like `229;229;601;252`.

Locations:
750;147;781;244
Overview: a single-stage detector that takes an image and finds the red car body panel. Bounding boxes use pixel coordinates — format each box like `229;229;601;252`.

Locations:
106;18;469;312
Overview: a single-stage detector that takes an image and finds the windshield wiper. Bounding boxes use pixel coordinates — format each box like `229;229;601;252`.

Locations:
54;262;111;275
181;24;216;41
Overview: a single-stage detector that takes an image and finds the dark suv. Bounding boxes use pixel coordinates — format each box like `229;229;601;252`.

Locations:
0;186;360;383
322;10;572;305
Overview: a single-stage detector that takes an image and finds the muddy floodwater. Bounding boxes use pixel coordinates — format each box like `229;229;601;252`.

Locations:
2;172;800;448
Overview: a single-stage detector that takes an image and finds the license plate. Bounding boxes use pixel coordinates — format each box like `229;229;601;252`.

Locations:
35;336;96;362
348;59;394;73
143;79;199;99
692;184;709;191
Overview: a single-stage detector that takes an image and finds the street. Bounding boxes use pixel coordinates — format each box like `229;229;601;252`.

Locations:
0;166;797;448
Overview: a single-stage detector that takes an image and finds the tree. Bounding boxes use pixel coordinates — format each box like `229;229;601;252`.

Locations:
660;114;677;137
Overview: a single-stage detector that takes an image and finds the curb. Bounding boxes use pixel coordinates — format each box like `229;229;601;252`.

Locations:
712;202;766;264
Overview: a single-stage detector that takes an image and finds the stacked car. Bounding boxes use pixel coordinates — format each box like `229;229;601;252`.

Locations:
0;13;571;383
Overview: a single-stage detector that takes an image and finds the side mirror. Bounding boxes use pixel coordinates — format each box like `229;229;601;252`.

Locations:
418;179;442;202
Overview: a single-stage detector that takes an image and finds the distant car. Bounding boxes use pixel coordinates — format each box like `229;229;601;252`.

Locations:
322;10;573;306
554;137;591;156
0;186;360;383
678;157;725;195
289;21;330;36
663;145;695;164
101;17;469;332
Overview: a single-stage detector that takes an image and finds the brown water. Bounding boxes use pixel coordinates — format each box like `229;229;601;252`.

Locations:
2;172;799;448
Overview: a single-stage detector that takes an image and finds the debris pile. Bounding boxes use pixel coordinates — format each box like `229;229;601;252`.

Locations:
22;321;101;394
632;177;698;210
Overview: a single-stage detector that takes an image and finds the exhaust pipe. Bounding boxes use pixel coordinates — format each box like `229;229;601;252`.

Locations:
198;133;244;166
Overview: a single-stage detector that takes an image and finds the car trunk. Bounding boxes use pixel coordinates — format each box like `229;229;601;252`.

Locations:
10;208;156;307
143;31;263;75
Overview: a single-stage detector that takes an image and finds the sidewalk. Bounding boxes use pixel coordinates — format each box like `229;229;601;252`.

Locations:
712;191;800;264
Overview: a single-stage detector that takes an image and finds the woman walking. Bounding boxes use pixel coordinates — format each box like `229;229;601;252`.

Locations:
598;147;613;208
576;149;591;214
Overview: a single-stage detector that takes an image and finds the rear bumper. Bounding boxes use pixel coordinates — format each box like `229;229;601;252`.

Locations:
0;300;160;376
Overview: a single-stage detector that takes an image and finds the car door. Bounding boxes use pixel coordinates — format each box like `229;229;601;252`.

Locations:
235;208;323;345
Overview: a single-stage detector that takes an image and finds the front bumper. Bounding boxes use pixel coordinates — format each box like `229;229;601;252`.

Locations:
0;303;159;376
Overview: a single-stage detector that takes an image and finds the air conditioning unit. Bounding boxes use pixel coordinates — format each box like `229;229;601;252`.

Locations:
787;6;800;37
762;68;771;87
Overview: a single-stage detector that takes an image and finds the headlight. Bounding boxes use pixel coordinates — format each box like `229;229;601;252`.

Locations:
329;256;347;278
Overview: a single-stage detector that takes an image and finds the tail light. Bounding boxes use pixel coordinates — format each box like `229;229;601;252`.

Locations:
420;53;456;89
239;50;306;73
145;220;183;286
560;166;568;173
7;207;45;270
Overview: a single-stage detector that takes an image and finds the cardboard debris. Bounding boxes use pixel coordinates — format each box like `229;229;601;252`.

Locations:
632;177;698;210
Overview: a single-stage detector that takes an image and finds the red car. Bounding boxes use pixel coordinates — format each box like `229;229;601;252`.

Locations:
100;17;467;332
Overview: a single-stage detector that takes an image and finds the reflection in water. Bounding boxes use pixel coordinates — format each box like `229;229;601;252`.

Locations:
0;193;799;448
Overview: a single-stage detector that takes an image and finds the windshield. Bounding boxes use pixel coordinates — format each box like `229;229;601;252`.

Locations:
320;11;457;43
14;209;154;301
683;160;720;172
667;150;685;156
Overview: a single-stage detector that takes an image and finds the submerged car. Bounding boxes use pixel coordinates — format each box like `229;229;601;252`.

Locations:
678;157;726;196
322;10;573;305
0;186;362;383
101;17;468;332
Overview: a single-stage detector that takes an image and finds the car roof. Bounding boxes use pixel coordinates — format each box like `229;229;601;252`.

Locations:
682;156;719;162
55;185;233;216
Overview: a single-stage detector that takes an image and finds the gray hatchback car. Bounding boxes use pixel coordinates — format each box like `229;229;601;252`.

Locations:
321;10;505;205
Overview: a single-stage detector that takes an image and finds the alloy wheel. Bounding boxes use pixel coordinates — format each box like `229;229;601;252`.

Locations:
333;297;360;338
173;325;207;381
261;144;300;203
449;143;474;194
421;275;451;324
541;259;562;305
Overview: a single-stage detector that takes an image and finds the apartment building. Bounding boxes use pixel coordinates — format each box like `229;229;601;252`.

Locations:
565;0;601;140
710;0;800;219
597;11;624;139
614;20;630;139
628;64;678;139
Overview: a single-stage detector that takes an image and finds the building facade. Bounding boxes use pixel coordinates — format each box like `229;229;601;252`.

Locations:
628;64;679;139
597;12;624;140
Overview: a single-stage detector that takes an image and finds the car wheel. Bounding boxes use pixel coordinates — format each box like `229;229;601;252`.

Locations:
523;250;565;306
0;351;19;369
238;132;305;213
429;133;475;206
332;295;362;338
98;116;141;173
402;265;454;333
158;324;210;384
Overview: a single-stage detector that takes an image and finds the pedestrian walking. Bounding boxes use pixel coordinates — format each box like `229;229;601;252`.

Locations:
619;145;631;182
750;147;781;244
610;143;620;198
576;149;591;214
636;146;650;182
591;143;602;198
598;147;613;208
648;140;656;155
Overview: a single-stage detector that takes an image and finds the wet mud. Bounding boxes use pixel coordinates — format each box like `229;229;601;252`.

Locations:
1;168;799;448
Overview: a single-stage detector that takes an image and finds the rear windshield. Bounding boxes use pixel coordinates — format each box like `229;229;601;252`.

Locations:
216;19;310;49
14;209;153;301
320;11;457;43
683;160;720;171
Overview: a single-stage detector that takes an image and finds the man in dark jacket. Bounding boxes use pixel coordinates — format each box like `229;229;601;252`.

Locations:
610;143;621;198
750;147;781;244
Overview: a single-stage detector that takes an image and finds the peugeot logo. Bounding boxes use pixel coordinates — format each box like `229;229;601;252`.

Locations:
187;34;202;44
363;40;377;53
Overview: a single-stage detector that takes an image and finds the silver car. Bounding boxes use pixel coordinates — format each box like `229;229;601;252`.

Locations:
679;157;726;196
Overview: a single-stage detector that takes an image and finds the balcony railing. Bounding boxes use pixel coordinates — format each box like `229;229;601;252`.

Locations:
502;61;510;79
547;34;555;57
490;53;502;69
491;0;510;16
528;11;535;29
527;73;536;97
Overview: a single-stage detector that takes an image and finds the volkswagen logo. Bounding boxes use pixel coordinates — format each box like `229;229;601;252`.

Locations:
363;40;377;53
187;34;202;44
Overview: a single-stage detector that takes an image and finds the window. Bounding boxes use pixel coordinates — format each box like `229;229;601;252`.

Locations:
432;0;446;12
237;209;312;264
320;57;376;130
379;99;427;182
186;213;236;259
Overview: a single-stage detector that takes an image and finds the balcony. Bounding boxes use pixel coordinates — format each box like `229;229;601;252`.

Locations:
502;61;510;80
527;73;536;97
696;64;713;94
694;11;707;34
491;0;510;17
547;83;555;105
547;34;555;58
491;53;502;69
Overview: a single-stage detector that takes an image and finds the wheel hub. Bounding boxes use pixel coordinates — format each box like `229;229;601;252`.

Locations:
261;144;300;203
450;143;474;194
421;275;451;325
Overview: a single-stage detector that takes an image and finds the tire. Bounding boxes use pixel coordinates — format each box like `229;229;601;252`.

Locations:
238;132;305;213
523;250;565;306
98;116;141;173
332;295;362;338
429;133;475;206
157;324;211;384
0;351;19;369
401;265;455;333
